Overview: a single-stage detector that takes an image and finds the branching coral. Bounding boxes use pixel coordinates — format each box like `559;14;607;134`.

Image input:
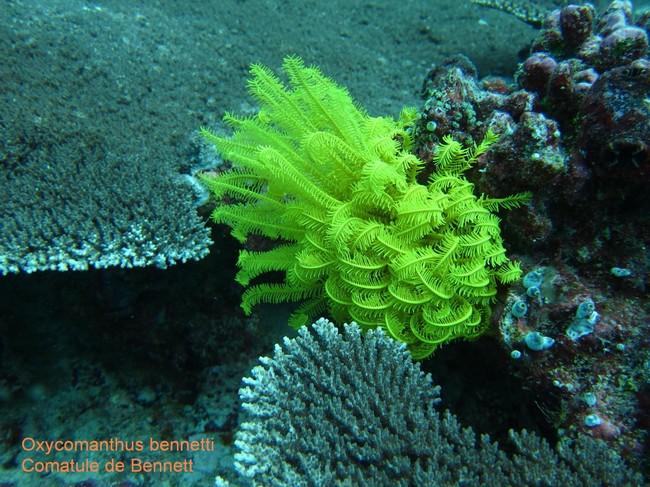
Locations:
200;56;529;358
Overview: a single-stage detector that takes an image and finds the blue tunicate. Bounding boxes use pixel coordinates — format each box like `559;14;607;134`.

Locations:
582;392;597;407
566;315;600;340
576;298;595;319
523;269;544;289
426;121;437;132
585;311;600;326
566;321;594;341
524;331;554;351
510;350;522;359
526;285;543;305
511;299;528;318
610;267;632;277
526;286;541;299
584;414;602;428
567;298;600;341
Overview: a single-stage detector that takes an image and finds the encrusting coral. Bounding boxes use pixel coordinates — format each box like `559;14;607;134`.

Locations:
200;56;529;358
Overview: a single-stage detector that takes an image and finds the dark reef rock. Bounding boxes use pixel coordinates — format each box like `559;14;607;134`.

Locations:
414;3;649;470
560;4;596;48
579;59;650;182
417;1;649;255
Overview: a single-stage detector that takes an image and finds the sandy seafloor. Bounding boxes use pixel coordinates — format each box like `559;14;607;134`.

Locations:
0;0;646;486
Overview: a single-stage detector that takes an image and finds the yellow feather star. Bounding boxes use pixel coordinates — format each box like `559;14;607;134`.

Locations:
200;56;530;359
